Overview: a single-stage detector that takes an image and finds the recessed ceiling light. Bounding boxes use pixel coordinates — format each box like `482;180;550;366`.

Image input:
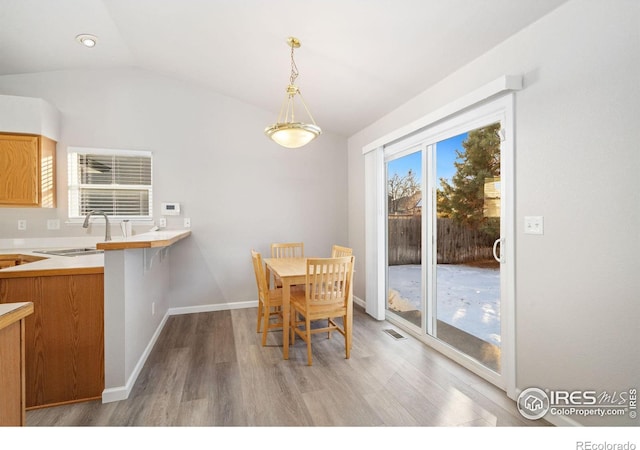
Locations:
75;34;97;48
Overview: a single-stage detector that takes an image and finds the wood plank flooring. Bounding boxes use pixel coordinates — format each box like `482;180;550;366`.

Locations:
26;305;549;427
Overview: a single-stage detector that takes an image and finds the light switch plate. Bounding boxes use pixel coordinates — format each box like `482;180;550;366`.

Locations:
47;219;60;230
184;218;191;228
524;216;544;235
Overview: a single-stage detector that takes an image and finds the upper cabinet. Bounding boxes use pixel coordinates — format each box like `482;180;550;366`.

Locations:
0;95;60;208
0;133;56;207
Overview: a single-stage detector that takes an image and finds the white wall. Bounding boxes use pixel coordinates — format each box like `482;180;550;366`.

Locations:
348;0;639;426
102;247;172;402
0;68;349;308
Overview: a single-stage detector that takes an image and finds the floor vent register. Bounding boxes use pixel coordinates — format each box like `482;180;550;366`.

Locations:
383;329;407;340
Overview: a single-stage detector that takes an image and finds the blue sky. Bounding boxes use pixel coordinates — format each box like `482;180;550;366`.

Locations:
387;132;468;186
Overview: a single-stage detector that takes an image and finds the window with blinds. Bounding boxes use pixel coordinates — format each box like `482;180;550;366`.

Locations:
68;148;153;220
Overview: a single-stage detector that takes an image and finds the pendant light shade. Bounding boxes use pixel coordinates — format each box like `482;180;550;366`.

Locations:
265;122;322;148
265;37;321;148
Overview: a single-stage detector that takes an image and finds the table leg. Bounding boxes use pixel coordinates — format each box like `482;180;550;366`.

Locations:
282;280;290;360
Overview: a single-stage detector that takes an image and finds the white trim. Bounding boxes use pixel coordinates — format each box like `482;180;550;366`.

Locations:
364;148;387;320
353;295;366;310
168;300;257;316
362;75;522;154
67;147;153;220
68;146;152;158
502;94;517;399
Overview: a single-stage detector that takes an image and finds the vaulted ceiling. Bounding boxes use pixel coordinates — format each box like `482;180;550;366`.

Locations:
0;0;569;136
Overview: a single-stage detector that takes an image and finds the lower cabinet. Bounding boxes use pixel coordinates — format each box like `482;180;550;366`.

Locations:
0;303;33;426
0;273;104;409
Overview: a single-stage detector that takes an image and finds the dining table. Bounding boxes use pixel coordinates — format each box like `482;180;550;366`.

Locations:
262;256;355;360
262;257;307;360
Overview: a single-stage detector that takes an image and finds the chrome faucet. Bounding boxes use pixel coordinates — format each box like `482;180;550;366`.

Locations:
82;210;111;241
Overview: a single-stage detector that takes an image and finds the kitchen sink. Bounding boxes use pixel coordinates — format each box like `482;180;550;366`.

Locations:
33;247;104;257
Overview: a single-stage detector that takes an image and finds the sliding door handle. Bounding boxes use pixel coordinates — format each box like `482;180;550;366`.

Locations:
492;237;504;263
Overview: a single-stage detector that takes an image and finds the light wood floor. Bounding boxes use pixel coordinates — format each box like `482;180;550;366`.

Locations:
26;305;549;427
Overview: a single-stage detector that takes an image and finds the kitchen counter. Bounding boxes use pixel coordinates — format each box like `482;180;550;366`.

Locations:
0;249;103;278
0;230;190;278
96;229;191;250
0;301;34;331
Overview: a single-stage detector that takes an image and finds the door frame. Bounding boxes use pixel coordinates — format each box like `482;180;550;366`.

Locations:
372;93;516;397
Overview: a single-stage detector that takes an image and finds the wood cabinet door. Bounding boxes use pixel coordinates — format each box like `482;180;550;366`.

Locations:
0;134;40;206
0;321;23;425
0;274;105;408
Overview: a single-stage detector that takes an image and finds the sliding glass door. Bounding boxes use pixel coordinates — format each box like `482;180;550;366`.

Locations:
386;148;424;329
384;107;511;388
432;125;502;373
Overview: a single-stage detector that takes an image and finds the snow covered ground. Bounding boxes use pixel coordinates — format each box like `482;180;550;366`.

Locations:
388;264;501;347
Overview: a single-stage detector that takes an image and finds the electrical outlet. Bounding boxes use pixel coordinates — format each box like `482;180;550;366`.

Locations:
47;219;60;230
18;219;27;231
184;218;191;228
158;217;167;228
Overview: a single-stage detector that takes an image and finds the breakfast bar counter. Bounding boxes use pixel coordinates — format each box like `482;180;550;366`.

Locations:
96;229;191;251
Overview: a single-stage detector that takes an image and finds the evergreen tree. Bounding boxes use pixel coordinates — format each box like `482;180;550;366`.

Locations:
437;123;500;236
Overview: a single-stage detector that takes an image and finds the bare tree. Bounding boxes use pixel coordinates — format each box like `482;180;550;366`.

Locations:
388;169;420;214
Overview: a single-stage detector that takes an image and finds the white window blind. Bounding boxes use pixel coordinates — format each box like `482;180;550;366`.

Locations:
68;148;153;220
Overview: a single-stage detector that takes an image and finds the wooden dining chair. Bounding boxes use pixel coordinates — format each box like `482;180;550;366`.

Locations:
331;244;353;258
289;256;355;366
251;249;284;346
270;242;304;287
270;242;304;259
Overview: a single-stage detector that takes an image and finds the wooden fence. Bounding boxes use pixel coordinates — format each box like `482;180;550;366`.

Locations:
388;215;497;265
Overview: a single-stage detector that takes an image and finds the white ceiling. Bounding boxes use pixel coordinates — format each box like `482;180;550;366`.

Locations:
0;0;569;137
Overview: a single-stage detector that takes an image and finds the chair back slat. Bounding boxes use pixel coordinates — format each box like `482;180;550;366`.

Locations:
271;242;304;258
331;245;353;258
305;256;354;307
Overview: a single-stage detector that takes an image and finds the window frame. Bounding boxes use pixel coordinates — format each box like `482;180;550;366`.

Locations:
67;147;153;223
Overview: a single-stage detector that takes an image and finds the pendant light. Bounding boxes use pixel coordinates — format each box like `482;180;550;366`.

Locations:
264;37;321;148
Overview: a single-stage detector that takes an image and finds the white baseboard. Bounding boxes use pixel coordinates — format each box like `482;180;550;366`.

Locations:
168;300;258;316
353;295;366;310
